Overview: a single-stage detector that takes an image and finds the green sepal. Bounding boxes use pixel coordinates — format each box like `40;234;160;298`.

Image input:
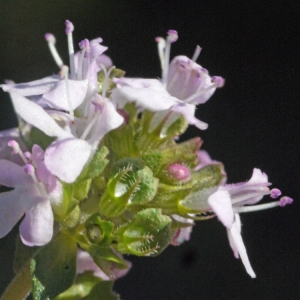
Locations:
141;152;163;176
73;179;92;201
88;245;128;276
77;147;109;181
54;272;102;300
85;214;114;245
99;158;158;217
191;163;225;192
98;68;125;94
137;111;188;153
30;233;77;300
159;137;202;170
52;183;75;221
150;181;194;215
115;208;172;256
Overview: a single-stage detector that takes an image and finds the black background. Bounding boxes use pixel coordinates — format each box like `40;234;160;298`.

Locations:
0;1;299;299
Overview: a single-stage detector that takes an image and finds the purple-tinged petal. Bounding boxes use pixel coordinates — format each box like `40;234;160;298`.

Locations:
89;38;108;60
208;190;234;229
248;168;268;185
0;190;24;238
43;79;88;111
44;137;92;183
20;197;54;246
0;159;31;187
1;76;59;96
167;56;216;104
77;249;110;280
10;92;69;138
96;54;112;68
228;214;256;278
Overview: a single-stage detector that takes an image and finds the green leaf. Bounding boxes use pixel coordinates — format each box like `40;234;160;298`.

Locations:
30;233;77;300
77;147;109;181
54;272;102;300
14;235;40;273
81;281;120;300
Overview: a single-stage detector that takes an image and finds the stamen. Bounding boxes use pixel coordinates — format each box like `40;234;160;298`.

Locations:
60;65;74;121
192;45;202;62
234;196;292;213
270;188;281;199
99;64;115;98
167;163;190;182
155;37;166;70
184;76;225;104
279;196;293;207
45;33;64;68
162;30;178;87
7;140;28;164
77;39;90;80
65;20;76;79
211;76;225;88
24;152;32;160
24;164;39;183
231;190;272;205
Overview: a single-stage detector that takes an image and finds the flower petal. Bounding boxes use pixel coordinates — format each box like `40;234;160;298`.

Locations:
228;214;256;278
112;78;180;111
0;159;31;187
43;79;88;111
208;190;234;228
10;92;68;138
0;190;24;238
44;137;92;183
19;197;54;246
1;76;59;96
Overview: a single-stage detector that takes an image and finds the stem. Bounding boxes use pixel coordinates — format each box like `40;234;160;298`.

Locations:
1;267;31;300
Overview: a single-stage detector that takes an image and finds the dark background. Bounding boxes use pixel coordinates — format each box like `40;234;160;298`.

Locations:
0;1;299;299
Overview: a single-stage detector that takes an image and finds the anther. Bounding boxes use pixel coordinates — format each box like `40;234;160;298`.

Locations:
270;188;281;199
279;196;293;207
211;76;225;88
45;33;64;68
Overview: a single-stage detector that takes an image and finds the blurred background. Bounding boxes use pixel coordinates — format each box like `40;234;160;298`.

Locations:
0;1;299;299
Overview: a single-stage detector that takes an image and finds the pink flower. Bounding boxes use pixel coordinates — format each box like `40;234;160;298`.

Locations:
0;143;62;246
208;168;292;278
112;30;224;130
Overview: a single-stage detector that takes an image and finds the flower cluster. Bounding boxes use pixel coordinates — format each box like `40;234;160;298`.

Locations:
0;21;292;299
